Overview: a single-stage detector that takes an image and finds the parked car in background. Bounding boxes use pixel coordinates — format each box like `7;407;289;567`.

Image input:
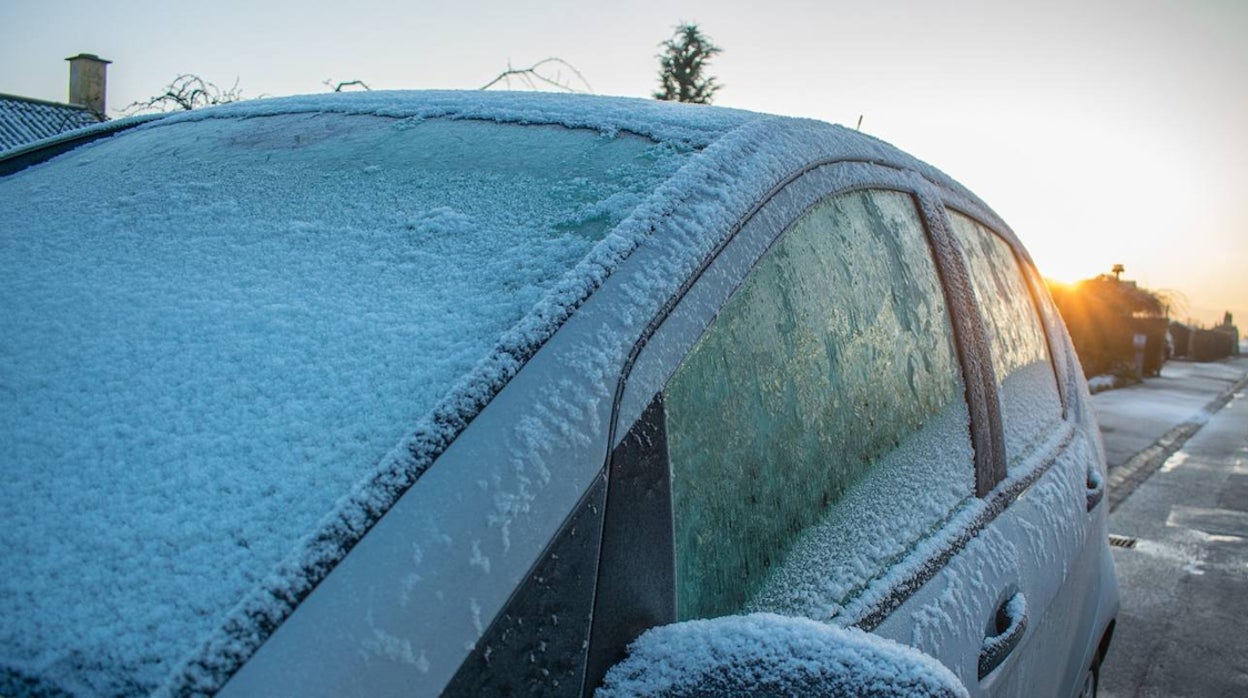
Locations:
0;91;1117;697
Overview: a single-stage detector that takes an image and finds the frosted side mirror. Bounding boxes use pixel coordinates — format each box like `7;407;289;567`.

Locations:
597;613;968;697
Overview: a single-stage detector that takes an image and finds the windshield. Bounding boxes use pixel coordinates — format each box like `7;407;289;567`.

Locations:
0;112;689;694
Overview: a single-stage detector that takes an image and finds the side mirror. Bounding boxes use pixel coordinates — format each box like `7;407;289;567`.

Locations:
597;613;969;697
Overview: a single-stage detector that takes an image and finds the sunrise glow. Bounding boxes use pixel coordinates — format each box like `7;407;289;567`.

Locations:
3;0;1244;326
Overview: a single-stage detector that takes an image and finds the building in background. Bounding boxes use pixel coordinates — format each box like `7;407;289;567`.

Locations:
0;54;110;153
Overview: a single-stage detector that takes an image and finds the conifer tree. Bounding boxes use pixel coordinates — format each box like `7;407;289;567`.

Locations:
654;24;722;104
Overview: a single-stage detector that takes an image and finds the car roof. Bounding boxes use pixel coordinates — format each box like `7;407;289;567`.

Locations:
0;90;1010;696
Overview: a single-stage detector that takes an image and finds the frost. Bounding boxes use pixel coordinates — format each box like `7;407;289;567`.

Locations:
468;541;491;574
362;629;429;670
947;211;1064;469
1161;451;1188;473
598;613;968;697
745;402;975;621
0;103;688;695
911;528;1019;656
663;190;977;622
469;599;484;636
398;573;422;607
0;90;1012;696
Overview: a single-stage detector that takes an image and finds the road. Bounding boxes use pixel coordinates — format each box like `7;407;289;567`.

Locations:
1095;357;1248;697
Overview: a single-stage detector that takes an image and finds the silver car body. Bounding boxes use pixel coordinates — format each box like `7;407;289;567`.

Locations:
0;92;1117;697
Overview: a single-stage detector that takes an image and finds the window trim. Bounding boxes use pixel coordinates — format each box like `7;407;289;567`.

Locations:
587;162;1083;682
604;158;907;455
915;194;1007;497
593;163;1003;641
657;187;976;622
1020;260;1077;417
941;203;1072;470
942;204;1071;408
583;394;675;694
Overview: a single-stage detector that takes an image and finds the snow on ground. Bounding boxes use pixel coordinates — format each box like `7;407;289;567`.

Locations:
1088;375;1118;393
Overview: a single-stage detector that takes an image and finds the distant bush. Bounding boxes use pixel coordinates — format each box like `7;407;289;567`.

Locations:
1047;275;1167;380
1187;324;1240;361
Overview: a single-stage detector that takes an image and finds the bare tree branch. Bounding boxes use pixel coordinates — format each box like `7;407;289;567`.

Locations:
481;58;593;93
323;78;372;92
124;74;245;114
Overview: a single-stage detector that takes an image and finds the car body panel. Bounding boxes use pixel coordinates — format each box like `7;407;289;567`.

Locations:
0;91;1117;697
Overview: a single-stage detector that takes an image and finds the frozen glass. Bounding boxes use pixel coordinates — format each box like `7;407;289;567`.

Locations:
0;114;690;694
664;190;974;620
948;212;1063;469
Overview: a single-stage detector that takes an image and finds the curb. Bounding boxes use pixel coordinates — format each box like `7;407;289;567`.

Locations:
1107;371;1248;513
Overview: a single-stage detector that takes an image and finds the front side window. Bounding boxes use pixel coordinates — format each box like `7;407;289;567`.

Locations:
663;189;975;621
948;212;1063;470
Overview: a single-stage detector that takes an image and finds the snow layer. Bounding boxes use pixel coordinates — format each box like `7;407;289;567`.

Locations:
124;90;762;153
597;613;968;697
659;189;977;623
906;525;1021;685
0;104;691;695
1087;374;1118;394
744;401;975;622
0;91;1019;696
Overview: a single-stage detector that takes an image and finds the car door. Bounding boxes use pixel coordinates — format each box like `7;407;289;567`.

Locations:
940;206;1114;694
584;162;1013;693
872;198;1114;698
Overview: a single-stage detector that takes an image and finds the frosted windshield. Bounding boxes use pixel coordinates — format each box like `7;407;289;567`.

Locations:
0;113;688;694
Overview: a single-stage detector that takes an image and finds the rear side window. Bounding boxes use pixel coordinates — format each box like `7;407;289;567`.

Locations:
947;212;1063;469
662;189;975;621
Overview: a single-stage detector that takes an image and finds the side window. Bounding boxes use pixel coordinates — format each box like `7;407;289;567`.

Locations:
662;189;975;621
947;211;1063;470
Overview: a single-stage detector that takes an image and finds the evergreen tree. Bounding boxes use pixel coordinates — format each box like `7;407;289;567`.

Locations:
654;24;722;104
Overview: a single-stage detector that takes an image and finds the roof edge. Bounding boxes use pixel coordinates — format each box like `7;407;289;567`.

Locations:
0;91;104;113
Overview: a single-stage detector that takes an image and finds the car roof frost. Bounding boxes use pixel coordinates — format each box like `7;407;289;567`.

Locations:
0;90;1012;697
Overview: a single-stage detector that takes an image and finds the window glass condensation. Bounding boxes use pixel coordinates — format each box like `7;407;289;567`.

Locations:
663;190;975;621
948;211;1063;470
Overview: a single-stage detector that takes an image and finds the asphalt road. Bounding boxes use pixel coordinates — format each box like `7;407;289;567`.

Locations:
1095;357;1248;697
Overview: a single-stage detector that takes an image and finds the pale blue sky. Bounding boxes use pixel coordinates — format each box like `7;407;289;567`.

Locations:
3;0;1245;325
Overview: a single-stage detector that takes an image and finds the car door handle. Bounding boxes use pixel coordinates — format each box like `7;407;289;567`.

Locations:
1086;465;1105;512
979;591;1027;680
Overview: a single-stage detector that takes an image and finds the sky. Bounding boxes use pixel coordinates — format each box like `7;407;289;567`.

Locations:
2;0;1245;326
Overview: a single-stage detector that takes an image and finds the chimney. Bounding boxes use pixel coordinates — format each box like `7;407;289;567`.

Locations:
66;53;111;117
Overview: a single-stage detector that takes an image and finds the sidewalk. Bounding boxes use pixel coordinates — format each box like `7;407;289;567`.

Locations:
1094;356;1248;697
1094;358;1248;472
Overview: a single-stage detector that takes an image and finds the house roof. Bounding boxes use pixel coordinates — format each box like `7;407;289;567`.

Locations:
0;93;105;152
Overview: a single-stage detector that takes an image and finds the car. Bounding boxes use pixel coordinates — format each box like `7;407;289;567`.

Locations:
0;91;1117;697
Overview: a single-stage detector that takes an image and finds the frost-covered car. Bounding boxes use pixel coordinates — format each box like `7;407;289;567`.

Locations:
0;92;1117;697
